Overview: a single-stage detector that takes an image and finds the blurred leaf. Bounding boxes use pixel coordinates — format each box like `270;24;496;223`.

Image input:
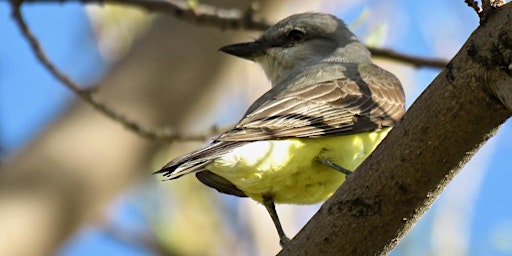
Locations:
85;4;156;61
364;22;388;47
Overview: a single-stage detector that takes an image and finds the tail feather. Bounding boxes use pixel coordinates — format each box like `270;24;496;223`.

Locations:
154;159;210;180
153;140;248;180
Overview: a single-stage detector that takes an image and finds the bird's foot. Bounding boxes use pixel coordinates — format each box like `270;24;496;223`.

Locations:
317;156;352;176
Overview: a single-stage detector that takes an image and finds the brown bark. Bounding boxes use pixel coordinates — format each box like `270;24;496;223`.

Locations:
5;1;512;255
279;3;512;256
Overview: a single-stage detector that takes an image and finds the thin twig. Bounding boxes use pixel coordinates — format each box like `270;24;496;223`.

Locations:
10;0;451;142
10;0;225;142
368;47;448;68
23;0;270;31
21;0;449;69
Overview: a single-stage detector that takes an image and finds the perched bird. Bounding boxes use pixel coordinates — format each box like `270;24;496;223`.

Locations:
155;12;405;246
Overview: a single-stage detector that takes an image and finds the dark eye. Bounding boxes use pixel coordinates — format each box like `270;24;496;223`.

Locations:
286;29;305;43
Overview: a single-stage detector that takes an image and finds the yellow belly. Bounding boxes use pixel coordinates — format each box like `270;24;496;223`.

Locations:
206;128;390;204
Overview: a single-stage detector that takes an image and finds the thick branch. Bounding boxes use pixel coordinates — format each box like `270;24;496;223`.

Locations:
280;3;512;255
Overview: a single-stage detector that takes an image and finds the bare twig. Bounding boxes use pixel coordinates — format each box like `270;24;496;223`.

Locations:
20;0;449;68
10;0;449;142
23;0;270;31
368;47;447;68
10;0;225;142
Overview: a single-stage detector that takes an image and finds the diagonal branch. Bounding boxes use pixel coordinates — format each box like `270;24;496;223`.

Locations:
279;2;512;255
10;0;225;142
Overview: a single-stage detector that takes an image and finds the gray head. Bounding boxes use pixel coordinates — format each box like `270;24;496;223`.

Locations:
220;13;371;85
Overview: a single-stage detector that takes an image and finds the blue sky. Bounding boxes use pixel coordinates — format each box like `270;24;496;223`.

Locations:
0;2;105;153
2;1;512;255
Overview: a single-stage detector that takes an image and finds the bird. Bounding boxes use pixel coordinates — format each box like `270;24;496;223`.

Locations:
155;12;405;247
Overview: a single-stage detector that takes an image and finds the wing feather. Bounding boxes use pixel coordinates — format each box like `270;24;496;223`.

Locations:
217;63;405;141
156;63;405;187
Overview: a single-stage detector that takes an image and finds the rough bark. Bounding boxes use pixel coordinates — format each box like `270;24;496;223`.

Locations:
5;1;512;256
280;3;512;256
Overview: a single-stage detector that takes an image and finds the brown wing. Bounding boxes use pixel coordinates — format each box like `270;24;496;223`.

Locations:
156;63;405;194
217;63;405;141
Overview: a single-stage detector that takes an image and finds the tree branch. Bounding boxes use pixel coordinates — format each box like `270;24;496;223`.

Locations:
368;47;447;68
21;0;448;69
279;2;512;255
1;0;264;254
22;0;269;30
11;0;448;144
10;0;226;142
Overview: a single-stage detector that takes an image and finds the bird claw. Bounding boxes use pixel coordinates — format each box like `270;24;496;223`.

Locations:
317;156;352;176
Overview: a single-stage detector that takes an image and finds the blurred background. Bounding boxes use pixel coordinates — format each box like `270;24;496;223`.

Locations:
1;0;511;255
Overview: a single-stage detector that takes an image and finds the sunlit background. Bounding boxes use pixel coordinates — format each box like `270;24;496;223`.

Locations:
1;0;512;255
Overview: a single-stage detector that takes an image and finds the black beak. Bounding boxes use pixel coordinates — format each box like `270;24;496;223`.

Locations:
219;41;265;60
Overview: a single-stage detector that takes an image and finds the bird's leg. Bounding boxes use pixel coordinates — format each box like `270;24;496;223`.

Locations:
262;195;290;247
317;156;352;176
